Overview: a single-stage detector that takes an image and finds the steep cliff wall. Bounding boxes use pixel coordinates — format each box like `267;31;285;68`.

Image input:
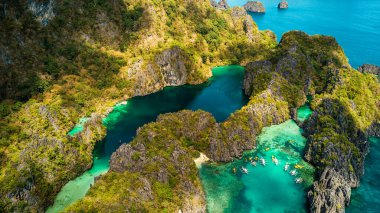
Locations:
303;70;380;212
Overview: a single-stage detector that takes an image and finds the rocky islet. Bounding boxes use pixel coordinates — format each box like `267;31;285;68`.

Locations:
244;1;266;13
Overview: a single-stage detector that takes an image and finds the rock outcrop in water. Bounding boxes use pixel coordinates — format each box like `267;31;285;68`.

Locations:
358;64;380;76
244;1;266;13
278;1;289;9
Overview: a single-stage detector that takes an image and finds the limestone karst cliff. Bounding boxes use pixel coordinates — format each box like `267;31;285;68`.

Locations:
0;0;276;211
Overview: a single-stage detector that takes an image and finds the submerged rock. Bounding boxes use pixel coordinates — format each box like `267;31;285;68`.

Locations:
278;1;289;9
244;1;266;13
358;64;380;75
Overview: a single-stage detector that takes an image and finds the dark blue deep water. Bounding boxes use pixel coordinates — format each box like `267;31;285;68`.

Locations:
227;0;380;68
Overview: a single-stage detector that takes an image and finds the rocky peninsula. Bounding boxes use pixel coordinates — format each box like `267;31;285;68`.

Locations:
358;64;380;76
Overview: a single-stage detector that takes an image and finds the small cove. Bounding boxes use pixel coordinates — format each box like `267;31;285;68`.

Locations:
47;65;248;212
199;106;314;212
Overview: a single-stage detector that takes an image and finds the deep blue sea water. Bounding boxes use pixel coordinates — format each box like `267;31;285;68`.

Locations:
227;0;380;68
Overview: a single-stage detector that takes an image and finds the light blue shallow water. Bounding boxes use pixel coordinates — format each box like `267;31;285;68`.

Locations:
227;0;380;68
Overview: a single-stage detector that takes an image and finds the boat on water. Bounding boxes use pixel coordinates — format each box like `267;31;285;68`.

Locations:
271;156;279;165
260;158;266;166
294;164;304;169
290;170;297;176
241;167;249;174
295;178;303;184
284;162;289;171
251;161;257;166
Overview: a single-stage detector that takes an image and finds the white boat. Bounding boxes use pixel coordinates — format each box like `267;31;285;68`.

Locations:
284;163;289;171
241;167;249;174
251;161;257;166
295;178;303;184
290;170;297;176
272;156;279;165
260;158;266;166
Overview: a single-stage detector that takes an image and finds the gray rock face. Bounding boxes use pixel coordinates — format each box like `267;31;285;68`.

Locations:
358;64;380;75
128;46;191;96
155;46;189;87
244;1;266;13
27;0;55;26
210;0;230;10
243;61;273;96
308;168;350;213
278;1;288;9
231;6;247;17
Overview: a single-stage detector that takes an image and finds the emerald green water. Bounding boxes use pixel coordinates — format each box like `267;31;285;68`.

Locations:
68;118;89;136
297;105;313;122
47;65;248;212
348;137;380;212
199;110;315;212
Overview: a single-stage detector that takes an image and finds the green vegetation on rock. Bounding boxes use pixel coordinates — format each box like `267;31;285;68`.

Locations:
0;0;277;211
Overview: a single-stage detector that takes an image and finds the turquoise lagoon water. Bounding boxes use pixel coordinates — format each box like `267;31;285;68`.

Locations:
297;105;313;122
227;0;380;68
67;118;89;136
199;107;314;212
47;65;248;212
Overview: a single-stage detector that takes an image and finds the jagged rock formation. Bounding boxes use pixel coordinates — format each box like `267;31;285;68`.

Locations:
308;168;350;213
244;1;266;13
129;46;192;96
358;64;380;76
278;1;289;9
210;0;229;10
